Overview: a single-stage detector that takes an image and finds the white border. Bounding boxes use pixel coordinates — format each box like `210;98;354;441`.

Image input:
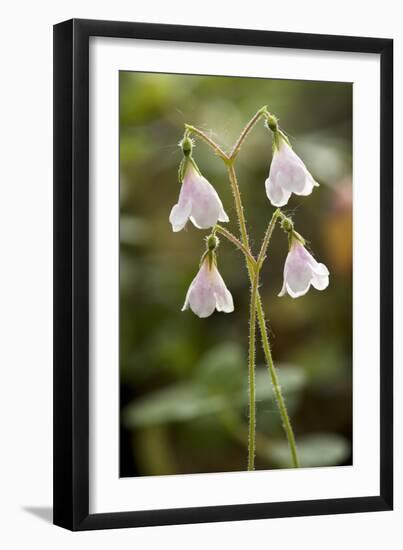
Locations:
89;37;380;514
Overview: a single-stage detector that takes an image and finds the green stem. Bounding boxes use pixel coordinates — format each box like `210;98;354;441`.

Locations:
230;106;268;161
226;164;259;470
227;166;300;469
184;124;229;161
255;300;300;468
185;114;299;469
248;266;259;470
227;164;252;258
220;410;277;460
257;209;282;267
214;225;257;267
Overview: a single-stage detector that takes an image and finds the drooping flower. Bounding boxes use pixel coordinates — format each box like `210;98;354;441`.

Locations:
182;256;234;318
265;139;318;207
279;237;329;298
169;161;229;232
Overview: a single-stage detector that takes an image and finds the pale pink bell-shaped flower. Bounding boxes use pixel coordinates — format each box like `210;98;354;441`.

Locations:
279;239;329;298
169;163;229;232
265;141;318;207
182;258;234;318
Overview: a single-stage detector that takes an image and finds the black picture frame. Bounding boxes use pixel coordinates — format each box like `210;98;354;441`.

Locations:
53;18;393;531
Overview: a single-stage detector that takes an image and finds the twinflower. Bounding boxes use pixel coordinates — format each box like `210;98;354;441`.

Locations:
279;236;329;298
169;161;229;232
182;250;234;318
265;128;318;207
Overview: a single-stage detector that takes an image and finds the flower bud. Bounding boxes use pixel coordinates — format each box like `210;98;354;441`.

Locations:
207;234;219;251
281;217;294;233
267;114;279;132
180;135;193;157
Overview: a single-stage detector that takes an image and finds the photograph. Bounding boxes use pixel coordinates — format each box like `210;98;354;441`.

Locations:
0;2;395;542
118;71;353;477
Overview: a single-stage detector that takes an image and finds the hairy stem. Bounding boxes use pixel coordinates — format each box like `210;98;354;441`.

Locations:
185;112;299;468
257;209;282;267
227;166;300;469
226;164;259;469
215;225;257;268
248;267;259;470
255;300;300;468
230;106;268;161
184;124;228;161
227;165;251;258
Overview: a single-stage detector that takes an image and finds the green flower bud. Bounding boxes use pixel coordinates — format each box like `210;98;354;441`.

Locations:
281;217;294;233
181;135;193;157
267;114;279;132
207;234;219;251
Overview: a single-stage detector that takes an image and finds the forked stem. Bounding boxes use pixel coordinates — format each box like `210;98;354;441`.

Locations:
186;111;300;469
214;225;256;268
227;165;300;469
230;106;268;161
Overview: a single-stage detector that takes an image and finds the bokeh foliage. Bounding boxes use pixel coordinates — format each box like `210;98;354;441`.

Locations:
119;71;353;476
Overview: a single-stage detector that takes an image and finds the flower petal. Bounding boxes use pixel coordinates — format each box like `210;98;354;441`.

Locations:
310;261;329;290
276;161;307;194
285;266;312;298
169;173;193;232
279;241;330;298
218;204;230;223
267;141;317;201
312;262;329;276
182;262;216;318
282;241;313;298
190;176;225;229
210;266;234;313
311;272;329;291
169;199;192;232
188;284;216;318
278;280;287;297
265;175;292;207
296;172;317;196
215;288;234;312
273;143;308;193
181;280;194;311
173;163;229;230
182;260;234;317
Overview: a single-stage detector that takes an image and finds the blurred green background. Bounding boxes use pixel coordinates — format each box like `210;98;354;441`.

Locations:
119;72;353;476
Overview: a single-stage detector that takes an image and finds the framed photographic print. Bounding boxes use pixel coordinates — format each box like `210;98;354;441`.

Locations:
53;19;393;530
